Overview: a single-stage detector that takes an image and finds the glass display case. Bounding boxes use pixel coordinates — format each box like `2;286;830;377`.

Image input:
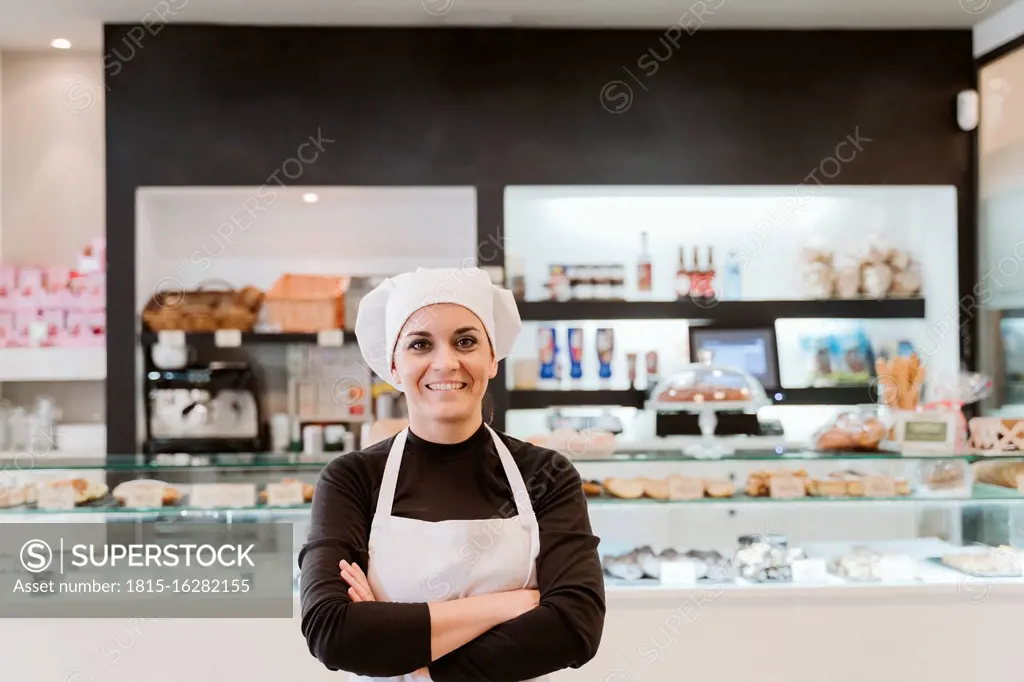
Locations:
1;449;1022;595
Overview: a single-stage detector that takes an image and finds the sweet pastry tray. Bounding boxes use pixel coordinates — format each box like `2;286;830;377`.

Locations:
925;557;1023;579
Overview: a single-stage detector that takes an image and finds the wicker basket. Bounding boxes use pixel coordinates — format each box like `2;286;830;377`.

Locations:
264;274;350;332
142;280;264;332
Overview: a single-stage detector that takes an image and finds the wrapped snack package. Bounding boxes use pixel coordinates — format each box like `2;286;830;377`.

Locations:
814;407;891;452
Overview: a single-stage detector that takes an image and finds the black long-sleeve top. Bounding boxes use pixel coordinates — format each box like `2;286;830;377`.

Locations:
298;424;606;681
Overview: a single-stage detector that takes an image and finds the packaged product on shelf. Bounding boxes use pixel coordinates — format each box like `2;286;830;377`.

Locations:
813;407;891;451
875;353;925;411
722;249;742;300
568;327;584;379
916;459;971;497
636;233;652;294
626;352;638;388
538;327;557;380
596;328;614;379
546;265;571;301
645;350;659;388
800;328;875;386
973;460;1024;489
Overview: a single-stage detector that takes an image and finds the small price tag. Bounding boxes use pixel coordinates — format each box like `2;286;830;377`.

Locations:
37;485;76;510
265;482;305;506
157;330;186;347
791;559;829;584
668;476;705;500
190;483;257;509
214;329;242;347
1017;474;1024;495
660;559;700;585
122;487;165;509
770;476;806;499
876;556;917;582
317;329;344;347
863;476;897;498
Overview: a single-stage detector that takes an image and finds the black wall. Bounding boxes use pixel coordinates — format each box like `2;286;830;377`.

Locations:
105;26;977;452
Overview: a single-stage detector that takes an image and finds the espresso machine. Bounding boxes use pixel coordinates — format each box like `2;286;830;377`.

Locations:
144;362;262;454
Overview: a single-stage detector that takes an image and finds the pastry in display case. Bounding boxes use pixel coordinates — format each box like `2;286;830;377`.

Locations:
0;449;1023;604
259;477;316;504
939;546;1023;578
814;406;892;452
733;533;806;583
36;478;109;506
112;480;182;506
603;546;734;583
594;475;735;500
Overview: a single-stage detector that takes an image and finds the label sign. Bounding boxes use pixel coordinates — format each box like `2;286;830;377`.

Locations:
157;330;186;347
190;483;257;509
37;485;76;510
770;476;806;499
863;476;897;498
265;482;305;506
876;556;917;582
791;559;829;584
122;486;165;509
214;329;242;347
317;330;344;347
660;560;700;585
668;476;705;500
896;411;958;455
904;421;949;443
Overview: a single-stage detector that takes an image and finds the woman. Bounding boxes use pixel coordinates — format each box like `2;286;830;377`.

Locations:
299;267;606;682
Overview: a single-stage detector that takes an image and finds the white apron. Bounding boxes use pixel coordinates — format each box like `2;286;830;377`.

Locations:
350;426;545;682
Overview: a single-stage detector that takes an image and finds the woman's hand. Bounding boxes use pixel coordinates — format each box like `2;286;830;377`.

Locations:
340;560;375;602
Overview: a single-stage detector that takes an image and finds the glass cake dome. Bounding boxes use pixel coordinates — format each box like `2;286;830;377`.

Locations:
650;350;770;412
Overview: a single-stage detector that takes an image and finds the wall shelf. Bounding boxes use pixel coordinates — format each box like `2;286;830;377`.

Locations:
139;330;354;347
517;298;926;322
508;386;878;410
0;347;106;382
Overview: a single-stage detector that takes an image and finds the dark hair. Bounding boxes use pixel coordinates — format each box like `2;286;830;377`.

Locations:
482;392;495;425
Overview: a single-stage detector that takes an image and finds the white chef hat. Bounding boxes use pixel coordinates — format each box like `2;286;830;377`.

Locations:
355;267;522;391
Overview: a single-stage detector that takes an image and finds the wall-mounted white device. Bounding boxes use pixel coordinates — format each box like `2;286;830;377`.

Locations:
957;89;979;132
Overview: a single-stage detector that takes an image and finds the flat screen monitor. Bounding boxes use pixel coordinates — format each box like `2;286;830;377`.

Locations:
688;326;780;391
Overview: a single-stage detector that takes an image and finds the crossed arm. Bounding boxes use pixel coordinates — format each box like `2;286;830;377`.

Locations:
299;449;605;681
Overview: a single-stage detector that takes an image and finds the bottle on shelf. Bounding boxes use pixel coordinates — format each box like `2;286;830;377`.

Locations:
706;246;718;300
688;247;703;298
675;246;690;299
723;249;743;300
637;232;652;296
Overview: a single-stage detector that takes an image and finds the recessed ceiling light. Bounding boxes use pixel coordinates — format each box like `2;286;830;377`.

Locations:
50;38;72;49
302;193;319;203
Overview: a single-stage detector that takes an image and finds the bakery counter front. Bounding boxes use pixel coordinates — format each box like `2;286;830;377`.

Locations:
0;452;1022;682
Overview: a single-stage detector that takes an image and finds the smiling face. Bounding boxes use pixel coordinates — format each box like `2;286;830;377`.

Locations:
391;303;497;430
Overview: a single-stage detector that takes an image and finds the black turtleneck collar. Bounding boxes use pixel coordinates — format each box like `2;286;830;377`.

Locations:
405;422;492;461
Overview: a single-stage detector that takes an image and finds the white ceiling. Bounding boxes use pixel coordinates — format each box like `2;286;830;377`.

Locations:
0;0;1014;50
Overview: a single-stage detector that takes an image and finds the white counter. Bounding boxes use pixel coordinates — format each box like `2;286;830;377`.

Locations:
3;574;1022;682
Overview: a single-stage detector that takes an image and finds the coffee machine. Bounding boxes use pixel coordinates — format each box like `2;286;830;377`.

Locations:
145;362;262;454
